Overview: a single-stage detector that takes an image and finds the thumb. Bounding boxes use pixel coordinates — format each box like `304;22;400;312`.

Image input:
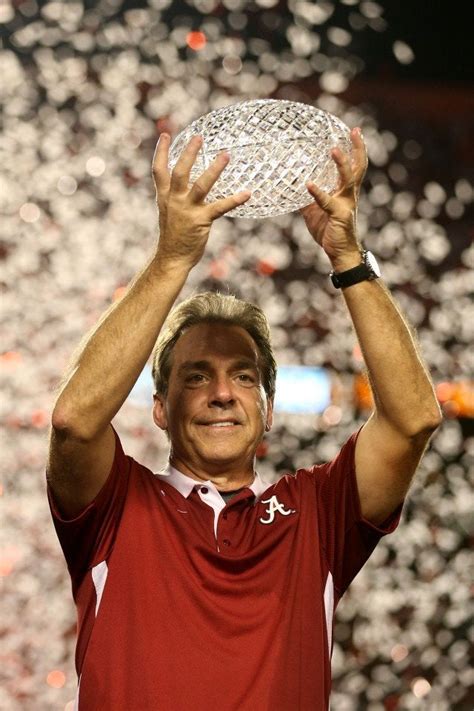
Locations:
307;182;336;215
210;190;251;220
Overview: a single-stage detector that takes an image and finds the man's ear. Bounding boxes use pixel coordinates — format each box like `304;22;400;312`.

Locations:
265;396;274;432
152;392;168;431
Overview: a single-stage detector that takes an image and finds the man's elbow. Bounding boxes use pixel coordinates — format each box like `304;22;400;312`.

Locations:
51;405;97;443
408;402;442;440
380;399;442;440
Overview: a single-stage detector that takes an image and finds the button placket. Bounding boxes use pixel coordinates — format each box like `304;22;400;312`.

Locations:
217;504;235;550
196;484;225;541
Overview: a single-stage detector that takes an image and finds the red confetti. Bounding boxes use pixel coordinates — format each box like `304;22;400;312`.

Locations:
256;260;276;276
1;351;22;364
46;670;66;689
113;286;127;302
186;31;207;51
31;410;48;428
209;260;229;279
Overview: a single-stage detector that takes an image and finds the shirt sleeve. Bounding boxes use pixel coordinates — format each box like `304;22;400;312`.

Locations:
46;426;130;586
314;428;404;597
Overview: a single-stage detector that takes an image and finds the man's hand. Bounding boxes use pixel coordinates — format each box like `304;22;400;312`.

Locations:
152;133;251;270
299;127;367;271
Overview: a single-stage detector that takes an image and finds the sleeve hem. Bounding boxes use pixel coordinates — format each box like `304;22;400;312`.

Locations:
346;425;404;535
356;502;404;534
46;425;123;524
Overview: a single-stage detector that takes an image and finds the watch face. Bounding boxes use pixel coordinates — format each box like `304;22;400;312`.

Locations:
366;251;381;277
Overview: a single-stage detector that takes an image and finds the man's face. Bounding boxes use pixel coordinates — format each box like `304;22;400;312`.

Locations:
153;322;273;479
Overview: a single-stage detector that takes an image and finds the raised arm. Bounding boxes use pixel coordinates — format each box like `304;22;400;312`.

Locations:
48;133;251;517
300;128;442;526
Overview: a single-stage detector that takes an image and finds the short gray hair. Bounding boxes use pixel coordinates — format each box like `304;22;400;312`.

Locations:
152;291;277;402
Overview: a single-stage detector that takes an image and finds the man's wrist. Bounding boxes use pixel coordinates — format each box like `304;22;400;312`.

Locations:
330;249;381;289
153;250;194;278
329;249;363;273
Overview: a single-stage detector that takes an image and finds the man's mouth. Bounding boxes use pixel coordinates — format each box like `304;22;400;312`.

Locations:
198;421;241;428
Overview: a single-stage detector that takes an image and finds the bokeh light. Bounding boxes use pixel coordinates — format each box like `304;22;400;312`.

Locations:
46;670;66;689
1;0;472;709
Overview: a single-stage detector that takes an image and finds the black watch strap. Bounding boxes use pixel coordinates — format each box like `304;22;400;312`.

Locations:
330;251;380;289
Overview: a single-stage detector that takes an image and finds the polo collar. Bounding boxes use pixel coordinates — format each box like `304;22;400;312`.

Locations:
155;462;271;501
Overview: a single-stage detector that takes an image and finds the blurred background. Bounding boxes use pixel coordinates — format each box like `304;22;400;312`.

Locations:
1;0;473;709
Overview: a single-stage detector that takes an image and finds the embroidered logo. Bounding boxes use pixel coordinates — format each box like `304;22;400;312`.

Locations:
259;495;295;524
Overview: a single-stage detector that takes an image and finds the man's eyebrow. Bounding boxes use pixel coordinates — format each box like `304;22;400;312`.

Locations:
177;360;210;374
231;358;260;372
177;358;259;374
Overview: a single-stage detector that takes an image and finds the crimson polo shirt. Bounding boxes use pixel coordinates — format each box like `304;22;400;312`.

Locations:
47;426;404;711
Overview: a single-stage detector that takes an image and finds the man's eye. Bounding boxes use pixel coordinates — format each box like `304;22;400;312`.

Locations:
237;374;254;382
187;374;205;382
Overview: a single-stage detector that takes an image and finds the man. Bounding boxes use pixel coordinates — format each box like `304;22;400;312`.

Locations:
47;129;441;710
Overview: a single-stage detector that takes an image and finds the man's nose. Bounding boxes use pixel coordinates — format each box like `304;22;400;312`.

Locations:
208;376;235;404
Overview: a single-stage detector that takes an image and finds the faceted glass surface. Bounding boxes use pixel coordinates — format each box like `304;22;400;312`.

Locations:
168;99;353;219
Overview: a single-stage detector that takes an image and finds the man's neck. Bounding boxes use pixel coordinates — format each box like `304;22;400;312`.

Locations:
169;456;255;492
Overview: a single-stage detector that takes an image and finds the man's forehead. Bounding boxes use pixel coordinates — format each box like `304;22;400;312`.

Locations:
173;322;259;363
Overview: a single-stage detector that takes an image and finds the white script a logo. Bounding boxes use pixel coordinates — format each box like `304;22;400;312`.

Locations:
259;495;295;525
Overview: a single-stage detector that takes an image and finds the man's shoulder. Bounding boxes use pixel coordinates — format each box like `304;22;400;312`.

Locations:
265;464;328;493
123;453;163;490
281;462;329;481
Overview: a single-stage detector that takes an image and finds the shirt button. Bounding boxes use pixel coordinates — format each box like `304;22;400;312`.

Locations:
223;539;231;546
201;486;209;494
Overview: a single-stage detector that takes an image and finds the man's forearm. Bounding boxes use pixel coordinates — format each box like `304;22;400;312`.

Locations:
52;253;191;440
341;277;442;436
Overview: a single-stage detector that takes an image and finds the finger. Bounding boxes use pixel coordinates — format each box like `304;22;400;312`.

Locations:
189;150;231;203
152;132;171;177
170;134;203;192
331;147;354;191
350;127;368;182
208;189;252;220
152;133;171;196
306;181;336;215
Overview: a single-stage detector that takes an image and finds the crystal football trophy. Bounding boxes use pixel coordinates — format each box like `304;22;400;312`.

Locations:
168;99;353;219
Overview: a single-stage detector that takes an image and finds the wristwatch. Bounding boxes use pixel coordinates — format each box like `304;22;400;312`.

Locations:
330;250;381;289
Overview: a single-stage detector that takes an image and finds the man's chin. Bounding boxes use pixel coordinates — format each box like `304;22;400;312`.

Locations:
196;443;243;461
193;440;251;469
